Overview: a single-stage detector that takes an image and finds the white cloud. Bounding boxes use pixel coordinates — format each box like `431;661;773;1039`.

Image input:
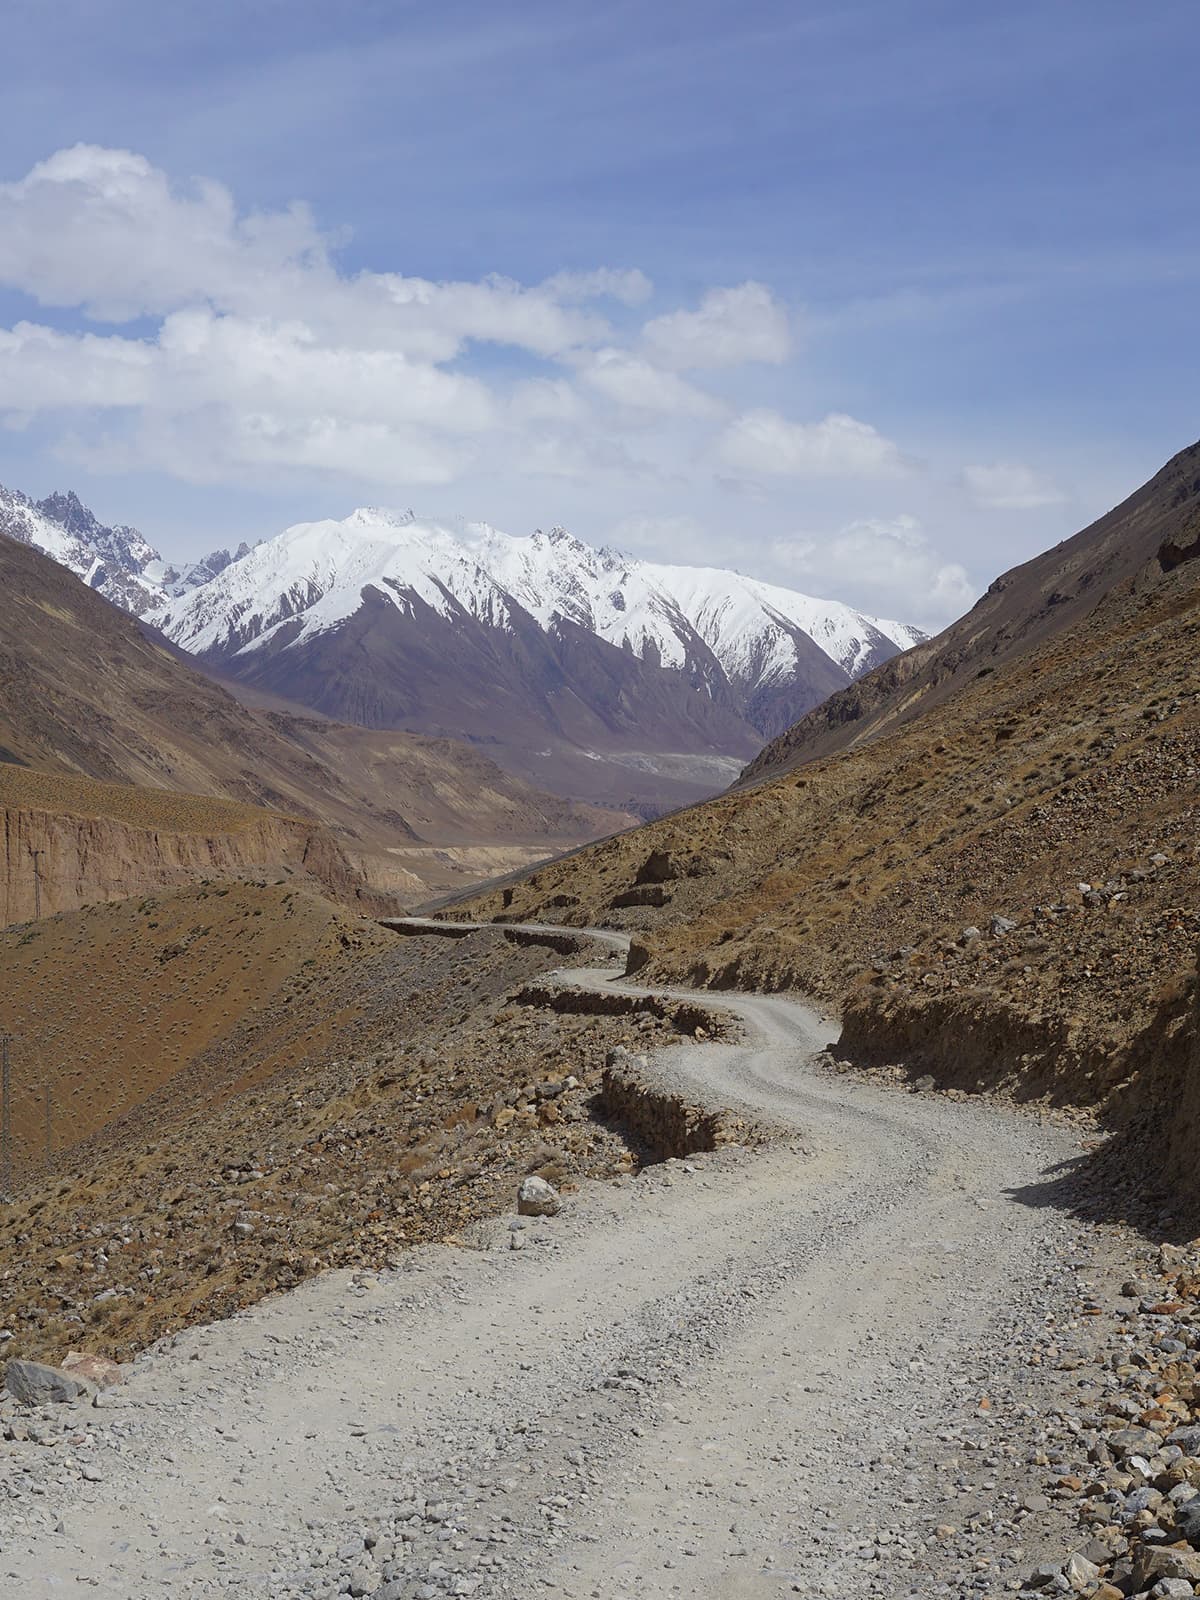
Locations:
604;513;709;557
0;146;327;323
577;349;725;419
0;144;932;538
0;145;612;361
642;282;790;369
771;515;975;628
157;309;497;433
508;376;585;424
0;321;152;409
540;267;653;305
962;461;1065;509
718;408;904;478
85;412;469;489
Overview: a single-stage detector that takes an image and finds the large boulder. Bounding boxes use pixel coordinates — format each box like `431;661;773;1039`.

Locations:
517;1176;561;1217
61;1351;124;1390
1134;1544;1200;1590
625;939;653;976
5;1358;94;1405
634;851;678;885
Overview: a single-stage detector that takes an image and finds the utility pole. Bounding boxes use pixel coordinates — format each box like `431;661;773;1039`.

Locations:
29;848;43;919
0;1035;11;1200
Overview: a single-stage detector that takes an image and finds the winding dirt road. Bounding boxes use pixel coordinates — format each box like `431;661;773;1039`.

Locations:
1;924;1096;1599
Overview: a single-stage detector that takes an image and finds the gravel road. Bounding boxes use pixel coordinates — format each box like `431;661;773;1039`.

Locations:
1;928;1105;1599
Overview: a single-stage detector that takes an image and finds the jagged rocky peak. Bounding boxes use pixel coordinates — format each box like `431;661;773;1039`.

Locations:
0;475;263;616
35;489;97;536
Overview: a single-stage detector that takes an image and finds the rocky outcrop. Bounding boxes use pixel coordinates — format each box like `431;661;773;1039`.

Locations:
1;799;383;926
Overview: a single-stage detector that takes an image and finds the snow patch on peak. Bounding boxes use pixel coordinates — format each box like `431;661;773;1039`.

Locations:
150;510;520;657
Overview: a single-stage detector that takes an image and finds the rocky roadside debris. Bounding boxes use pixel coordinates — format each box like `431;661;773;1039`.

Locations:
3;1350;126;1408
1009;1242;1200;1600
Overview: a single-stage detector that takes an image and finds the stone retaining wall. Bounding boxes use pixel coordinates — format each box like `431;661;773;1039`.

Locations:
597;1045;763;1161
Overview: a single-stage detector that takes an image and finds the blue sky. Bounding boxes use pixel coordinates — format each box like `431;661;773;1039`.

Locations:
0;0;1196;625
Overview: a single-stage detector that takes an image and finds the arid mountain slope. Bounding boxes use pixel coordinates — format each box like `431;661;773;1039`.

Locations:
743;438;1200;782
0;531;630;911
457;444;1200;1189
0;885;699;1361
0;766;378;923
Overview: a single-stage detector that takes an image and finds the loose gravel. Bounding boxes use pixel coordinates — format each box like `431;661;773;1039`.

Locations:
0;935;1125;1598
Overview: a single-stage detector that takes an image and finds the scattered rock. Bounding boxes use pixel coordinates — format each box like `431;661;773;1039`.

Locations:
516;1176;561;1218
60;1351;124;1390
4;1359;94;1405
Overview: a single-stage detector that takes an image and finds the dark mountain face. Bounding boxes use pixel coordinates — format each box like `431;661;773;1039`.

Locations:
743;437;1200;785
207;580;764;812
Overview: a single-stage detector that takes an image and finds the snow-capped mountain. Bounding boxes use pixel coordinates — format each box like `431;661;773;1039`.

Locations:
1;481;926;811
0;483;166;614
152;509;923;734
462;522;924;691
0;480;253;616
146;508;925;810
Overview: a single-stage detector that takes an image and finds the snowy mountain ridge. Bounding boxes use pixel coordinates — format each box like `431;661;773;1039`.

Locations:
150;507;925;700
0;480;253;616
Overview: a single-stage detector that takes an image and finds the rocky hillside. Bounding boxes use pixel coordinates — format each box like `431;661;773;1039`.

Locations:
456;440;1200;1203
744;437;1200;782
0;531;630;913
0;886;712;1361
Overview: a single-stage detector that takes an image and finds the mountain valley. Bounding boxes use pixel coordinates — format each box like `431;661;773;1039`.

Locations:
0;530;631;916
2;446;1200;1600
4;479;923;813
460;440;1200;1200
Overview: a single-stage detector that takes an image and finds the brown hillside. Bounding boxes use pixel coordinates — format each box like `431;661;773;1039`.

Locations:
0;532;632;911
743;437;1200;781
0;886;714;1362
456;444;1200;1200
0;768;380;931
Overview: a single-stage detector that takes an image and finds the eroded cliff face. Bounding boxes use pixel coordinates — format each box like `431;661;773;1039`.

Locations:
0;803;386;926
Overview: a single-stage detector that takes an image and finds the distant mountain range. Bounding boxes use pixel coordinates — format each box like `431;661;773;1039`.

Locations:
0;482;251;616
2;486;924;812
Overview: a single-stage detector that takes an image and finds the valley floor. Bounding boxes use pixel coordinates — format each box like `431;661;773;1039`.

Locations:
1;937;1116;1598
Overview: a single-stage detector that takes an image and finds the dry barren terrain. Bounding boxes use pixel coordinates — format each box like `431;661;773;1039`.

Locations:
0;897;721;1363
459;451;1200;1209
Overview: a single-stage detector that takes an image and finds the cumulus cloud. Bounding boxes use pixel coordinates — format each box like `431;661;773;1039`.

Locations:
642;282;790;369
770;516;976;629
962;461;1065;509
0;146;328;323
0;321;152;409
718;408;904;478
0;144;611;359
0;144;917;514
577;349;725;418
